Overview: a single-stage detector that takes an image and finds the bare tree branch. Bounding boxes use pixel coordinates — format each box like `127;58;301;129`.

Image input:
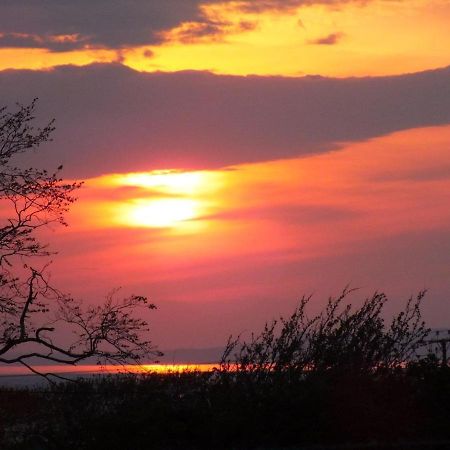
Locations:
0;101;161;380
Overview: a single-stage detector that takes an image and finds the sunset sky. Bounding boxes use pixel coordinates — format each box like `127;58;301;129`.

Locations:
0;0;449;351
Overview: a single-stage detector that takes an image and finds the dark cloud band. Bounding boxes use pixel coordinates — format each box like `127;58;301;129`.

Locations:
0;63;448;177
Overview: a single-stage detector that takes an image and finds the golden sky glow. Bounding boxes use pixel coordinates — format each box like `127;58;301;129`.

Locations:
0;0;448;76
0;47;119;71
142;0;450;76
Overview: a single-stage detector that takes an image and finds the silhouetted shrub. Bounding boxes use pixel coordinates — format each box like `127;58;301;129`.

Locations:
221;289;430;381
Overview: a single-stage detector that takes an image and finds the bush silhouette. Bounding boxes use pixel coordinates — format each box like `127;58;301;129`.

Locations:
221;288;430;380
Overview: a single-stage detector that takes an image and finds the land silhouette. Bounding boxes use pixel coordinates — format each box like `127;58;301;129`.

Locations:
1;290;449;449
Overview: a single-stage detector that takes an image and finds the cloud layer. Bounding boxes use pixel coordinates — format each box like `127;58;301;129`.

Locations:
0;63;449;177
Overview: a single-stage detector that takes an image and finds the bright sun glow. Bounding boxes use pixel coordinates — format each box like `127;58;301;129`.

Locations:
93;169;223;229
128;198;199;228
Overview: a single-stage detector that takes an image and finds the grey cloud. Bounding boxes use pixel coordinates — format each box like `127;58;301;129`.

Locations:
372;165;450;183
143;49;154;59
309;32;345;45
0;63;448;178
235;0;356;13
169;19;259;44
0;0;206;50
0;0;370;51
168;20;229;44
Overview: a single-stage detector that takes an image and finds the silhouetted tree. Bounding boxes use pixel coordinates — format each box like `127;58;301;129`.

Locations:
0;101;161;382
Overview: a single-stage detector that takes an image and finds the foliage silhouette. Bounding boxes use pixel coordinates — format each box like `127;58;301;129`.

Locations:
0;101;161;382
221;288;430;380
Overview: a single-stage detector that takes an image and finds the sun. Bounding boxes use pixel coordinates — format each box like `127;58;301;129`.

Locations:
127;198;199;228
101;169;222;229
